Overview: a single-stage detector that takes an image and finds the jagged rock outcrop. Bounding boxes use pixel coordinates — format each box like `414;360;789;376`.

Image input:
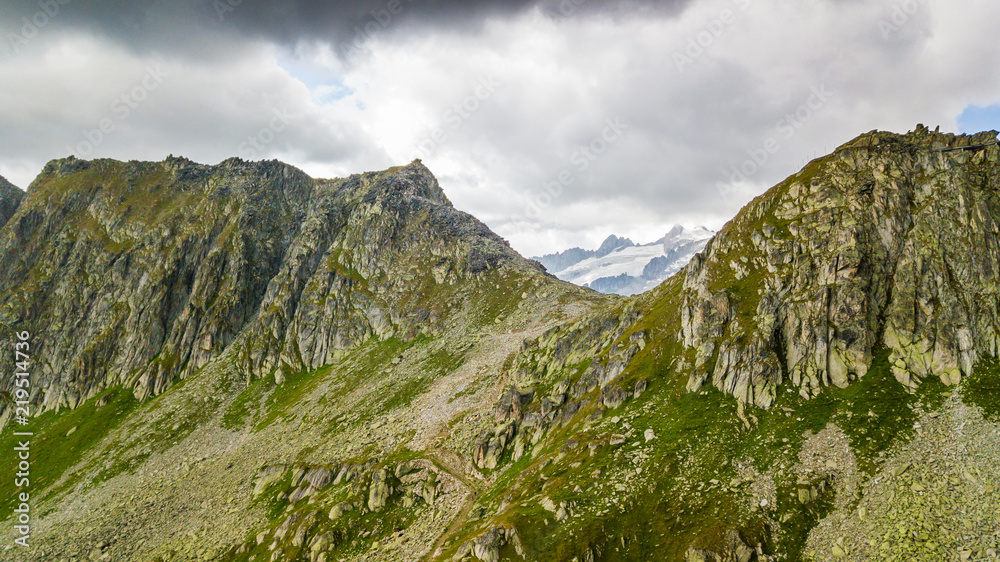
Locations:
455;526;524;562
685;530;764;562
0;175;23;228
472;309;643;470
367;467;393;511
0;156;529;419
679;126;1000;408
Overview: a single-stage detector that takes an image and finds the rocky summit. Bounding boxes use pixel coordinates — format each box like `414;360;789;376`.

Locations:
1;126;1000;562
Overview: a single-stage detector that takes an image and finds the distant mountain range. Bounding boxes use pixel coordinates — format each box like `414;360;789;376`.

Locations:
532;225;715;295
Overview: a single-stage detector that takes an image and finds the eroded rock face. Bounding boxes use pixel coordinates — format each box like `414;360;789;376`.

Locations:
679;127;1000;407
471;311;644;471
0;175;23;229
0;157;529;419
455;526;523;562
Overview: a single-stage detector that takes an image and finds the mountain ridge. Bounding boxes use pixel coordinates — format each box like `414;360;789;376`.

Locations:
0;155;539;417
2;126;999;561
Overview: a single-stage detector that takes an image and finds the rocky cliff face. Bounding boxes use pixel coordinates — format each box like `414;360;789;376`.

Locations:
0;175;23;229
679;126;1000;409
4;128;1000;562
0;156;528;418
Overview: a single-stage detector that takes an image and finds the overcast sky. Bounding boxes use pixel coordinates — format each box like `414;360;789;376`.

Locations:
1;0;999;256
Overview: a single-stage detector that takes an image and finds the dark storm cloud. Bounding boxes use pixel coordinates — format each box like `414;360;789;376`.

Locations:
216;0;692;46
1;0;692;59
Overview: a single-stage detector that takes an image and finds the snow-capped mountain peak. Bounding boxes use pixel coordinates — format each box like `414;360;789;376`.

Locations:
532;225;715;296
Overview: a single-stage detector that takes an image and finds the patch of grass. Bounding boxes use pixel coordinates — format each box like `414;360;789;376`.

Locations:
256;365;332;430
448;375;489;404
773;473;835;561
222;374;272;430
379;347;466;412
337;336;419;398
0;387;140;519
962;357;1000;422
381;376;435;412
93;451;153;486
86;387;220;490
440;377;761;561
472;269;534;327
422;348;463;374
827;349;948;471
241;468;298;532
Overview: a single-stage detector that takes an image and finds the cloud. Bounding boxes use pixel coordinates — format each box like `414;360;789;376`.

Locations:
1;0;1000;257
0;0;692;61
0;33;392;185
